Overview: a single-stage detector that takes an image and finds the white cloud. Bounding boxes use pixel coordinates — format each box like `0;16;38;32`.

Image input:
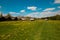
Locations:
9;12;20;17
0;6;2;8
34;12;39;14
9;12;16;14
3;14;7;16
26;12;54;18
26;10;60;18
26;12;39;18
39;11;55;18
27;6;37;11
55;10;60;15
9;12;20;15
16;13;20;14
20;10;25;13
54;0;60;3
58;6;60;8
43;8;55;11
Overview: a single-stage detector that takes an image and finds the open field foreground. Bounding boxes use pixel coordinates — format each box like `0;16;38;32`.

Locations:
0;20;60;40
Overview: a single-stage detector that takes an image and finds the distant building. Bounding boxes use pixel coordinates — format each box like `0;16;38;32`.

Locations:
21;17;26;20
45;18;48;21
30;18;34;21
11;17;16;20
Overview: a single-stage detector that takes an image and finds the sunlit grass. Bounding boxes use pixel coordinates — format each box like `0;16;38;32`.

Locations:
0;20;60;40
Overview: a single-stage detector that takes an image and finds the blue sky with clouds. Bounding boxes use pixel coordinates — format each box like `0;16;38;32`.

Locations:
0;0;60;18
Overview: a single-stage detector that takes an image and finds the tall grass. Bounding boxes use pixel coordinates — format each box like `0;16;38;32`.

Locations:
0;20;60;40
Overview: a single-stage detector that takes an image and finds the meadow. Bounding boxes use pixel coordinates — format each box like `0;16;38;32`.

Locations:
0;20;60;40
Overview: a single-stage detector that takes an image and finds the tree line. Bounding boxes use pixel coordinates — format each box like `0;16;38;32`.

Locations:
46;15;60;20
38;15;60;20
0;13;18;21
0;13;60;21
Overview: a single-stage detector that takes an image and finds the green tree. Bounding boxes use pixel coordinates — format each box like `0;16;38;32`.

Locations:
6;13;12;20
56;15;60;20
0;12;3;18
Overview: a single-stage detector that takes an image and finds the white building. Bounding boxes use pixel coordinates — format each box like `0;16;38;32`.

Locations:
21;17;26;20
30;18;34;21
45;18;48;21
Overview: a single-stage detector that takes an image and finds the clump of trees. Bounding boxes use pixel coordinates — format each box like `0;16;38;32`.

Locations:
0;13;18;21
6;13;12;21
46;15;60;20
0;13;60;21
0;13;6;21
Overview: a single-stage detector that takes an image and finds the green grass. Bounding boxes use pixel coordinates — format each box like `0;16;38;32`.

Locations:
0;20;60;40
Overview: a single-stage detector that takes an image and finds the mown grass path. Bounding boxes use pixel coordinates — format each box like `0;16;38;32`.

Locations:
0;20;60;40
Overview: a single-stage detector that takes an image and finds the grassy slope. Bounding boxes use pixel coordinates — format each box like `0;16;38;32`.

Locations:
0;20;60;40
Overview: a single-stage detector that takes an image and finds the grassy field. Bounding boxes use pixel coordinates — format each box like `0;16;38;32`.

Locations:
0;20;60;40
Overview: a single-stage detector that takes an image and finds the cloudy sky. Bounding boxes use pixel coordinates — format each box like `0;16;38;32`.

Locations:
0;0;60;18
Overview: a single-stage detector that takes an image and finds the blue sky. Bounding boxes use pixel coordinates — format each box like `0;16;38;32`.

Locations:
0;0;60;18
